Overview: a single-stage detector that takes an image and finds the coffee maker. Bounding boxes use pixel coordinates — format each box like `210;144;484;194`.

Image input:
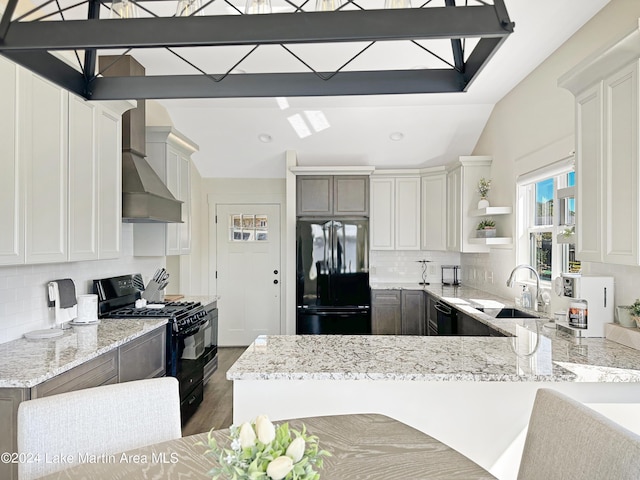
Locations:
555;274;614;337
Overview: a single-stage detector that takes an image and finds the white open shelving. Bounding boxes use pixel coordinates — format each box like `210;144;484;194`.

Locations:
468;237;513;246
470;206;513;217
469;205;513;247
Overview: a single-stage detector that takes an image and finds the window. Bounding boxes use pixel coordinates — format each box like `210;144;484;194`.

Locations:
229;214;269;242
517;166;580;284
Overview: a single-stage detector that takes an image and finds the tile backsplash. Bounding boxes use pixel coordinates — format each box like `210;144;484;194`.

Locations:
0;224;164;344
370;250;462;285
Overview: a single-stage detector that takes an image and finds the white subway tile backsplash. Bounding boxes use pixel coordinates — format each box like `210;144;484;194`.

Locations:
370;250;461;284
0;226;165;344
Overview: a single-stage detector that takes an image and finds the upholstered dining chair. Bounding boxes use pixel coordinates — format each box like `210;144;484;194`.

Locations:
518;388;640;480
17;377;181;480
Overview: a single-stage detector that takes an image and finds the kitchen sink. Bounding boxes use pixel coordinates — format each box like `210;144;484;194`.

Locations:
494;308;538;319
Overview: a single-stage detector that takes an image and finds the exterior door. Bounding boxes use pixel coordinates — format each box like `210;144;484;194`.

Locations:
216;204;281;346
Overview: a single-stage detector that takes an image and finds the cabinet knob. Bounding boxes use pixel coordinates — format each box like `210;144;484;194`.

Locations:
273;279;279;284
273;270;278;275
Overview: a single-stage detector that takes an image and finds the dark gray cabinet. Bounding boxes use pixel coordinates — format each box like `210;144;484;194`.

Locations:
372;289;402;335
401;290;425;335
119;327;166;382
297;175;369;216
0;389;28;480
31;350;118;399
373;289;427;335
457;312;491;336
456;312;507;337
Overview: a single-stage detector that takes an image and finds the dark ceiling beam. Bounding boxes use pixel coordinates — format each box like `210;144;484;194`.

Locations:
0;0;19;40
0;50;86;94
87;69;464;100
83;0;101;84
461;36;506;91
0;6;513;51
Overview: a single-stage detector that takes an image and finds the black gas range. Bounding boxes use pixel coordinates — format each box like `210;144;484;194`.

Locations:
93;274;214;424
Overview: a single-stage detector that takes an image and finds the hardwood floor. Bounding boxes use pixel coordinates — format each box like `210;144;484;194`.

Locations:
182;347;246;437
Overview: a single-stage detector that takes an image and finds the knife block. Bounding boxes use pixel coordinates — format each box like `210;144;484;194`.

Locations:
142;280;165;303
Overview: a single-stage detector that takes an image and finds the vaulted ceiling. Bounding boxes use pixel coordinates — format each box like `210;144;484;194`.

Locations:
1;0;611;177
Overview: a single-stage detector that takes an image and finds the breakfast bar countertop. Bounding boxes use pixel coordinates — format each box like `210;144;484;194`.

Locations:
228;284;640;383
0;318;168;388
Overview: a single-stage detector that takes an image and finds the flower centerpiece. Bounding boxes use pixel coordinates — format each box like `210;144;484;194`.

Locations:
477;177;492;209
476;218;496;238
201;414;330;480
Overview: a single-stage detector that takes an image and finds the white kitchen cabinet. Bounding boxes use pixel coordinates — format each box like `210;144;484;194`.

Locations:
574;84;604;262
602;63;639;265
69;99;130;261
370;174;420;250
97;104;127;259
446;156;492;253
20;68;69;264
68;94;98;261
0;58;131;266
421;167;447;251
134;127;198;256
560;28;640;266
0;57;23;265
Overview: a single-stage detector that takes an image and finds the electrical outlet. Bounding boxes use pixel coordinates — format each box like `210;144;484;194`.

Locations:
428;264;436;275
485;271;494;284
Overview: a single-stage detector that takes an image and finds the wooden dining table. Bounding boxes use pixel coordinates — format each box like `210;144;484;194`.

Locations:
40;413;495;479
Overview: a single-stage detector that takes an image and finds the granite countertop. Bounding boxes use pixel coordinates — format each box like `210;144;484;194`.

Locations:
228;284;640;383
0;319;167;388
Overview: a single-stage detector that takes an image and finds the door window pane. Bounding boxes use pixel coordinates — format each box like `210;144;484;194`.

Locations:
229;214;268;241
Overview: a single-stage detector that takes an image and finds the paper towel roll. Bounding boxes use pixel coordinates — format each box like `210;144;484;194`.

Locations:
76;294;98;323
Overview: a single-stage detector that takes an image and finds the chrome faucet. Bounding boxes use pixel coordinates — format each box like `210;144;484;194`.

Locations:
506;264;541;312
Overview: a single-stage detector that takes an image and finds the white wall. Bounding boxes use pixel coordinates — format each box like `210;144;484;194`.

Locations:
466;0;640;310
0;224;164;344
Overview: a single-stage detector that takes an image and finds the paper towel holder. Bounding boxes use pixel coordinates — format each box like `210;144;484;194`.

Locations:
47;280;77;330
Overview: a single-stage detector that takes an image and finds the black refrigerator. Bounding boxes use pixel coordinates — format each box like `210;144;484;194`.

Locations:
296;219;371;334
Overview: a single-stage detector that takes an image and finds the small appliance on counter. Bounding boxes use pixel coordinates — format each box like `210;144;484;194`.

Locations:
441;265;460;286
554;274;614;337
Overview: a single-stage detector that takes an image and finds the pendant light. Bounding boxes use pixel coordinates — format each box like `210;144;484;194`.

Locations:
110;0;138;18
384;0;411;8
176;0;203;16
244;0;272;14
315;0;343;11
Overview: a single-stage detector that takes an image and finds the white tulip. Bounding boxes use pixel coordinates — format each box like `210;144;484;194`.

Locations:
266;455;294;480
255;415;276;444
285;437;305;463
238;421;256;449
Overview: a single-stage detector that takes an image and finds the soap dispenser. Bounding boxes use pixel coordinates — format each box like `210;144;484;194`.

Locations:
521;285;532;309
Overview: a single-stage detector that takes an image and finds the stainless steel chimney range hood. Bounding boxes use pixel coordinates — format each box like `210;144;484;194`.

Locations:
100;55;183;223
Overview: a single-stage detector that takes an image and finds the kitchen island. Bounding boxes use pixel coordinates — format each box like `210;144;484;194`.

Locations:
228;285;640;480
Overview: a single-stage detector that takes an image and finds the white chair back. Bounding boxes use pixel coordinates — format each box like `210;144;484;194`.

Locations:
518;388;640;480
17;377;181;480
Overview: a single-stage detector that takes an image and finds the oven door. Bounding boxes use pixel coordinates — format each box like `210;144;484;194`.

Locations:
168;325;205;424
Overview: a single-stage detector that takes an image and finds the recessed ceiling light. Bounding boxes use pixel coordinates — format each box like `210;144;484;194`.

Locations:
389;132;404;141
258;134;272;143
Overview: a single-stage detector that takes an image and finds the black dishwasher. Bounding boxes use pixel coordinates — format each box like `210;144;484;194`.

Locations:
432;301;457;335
